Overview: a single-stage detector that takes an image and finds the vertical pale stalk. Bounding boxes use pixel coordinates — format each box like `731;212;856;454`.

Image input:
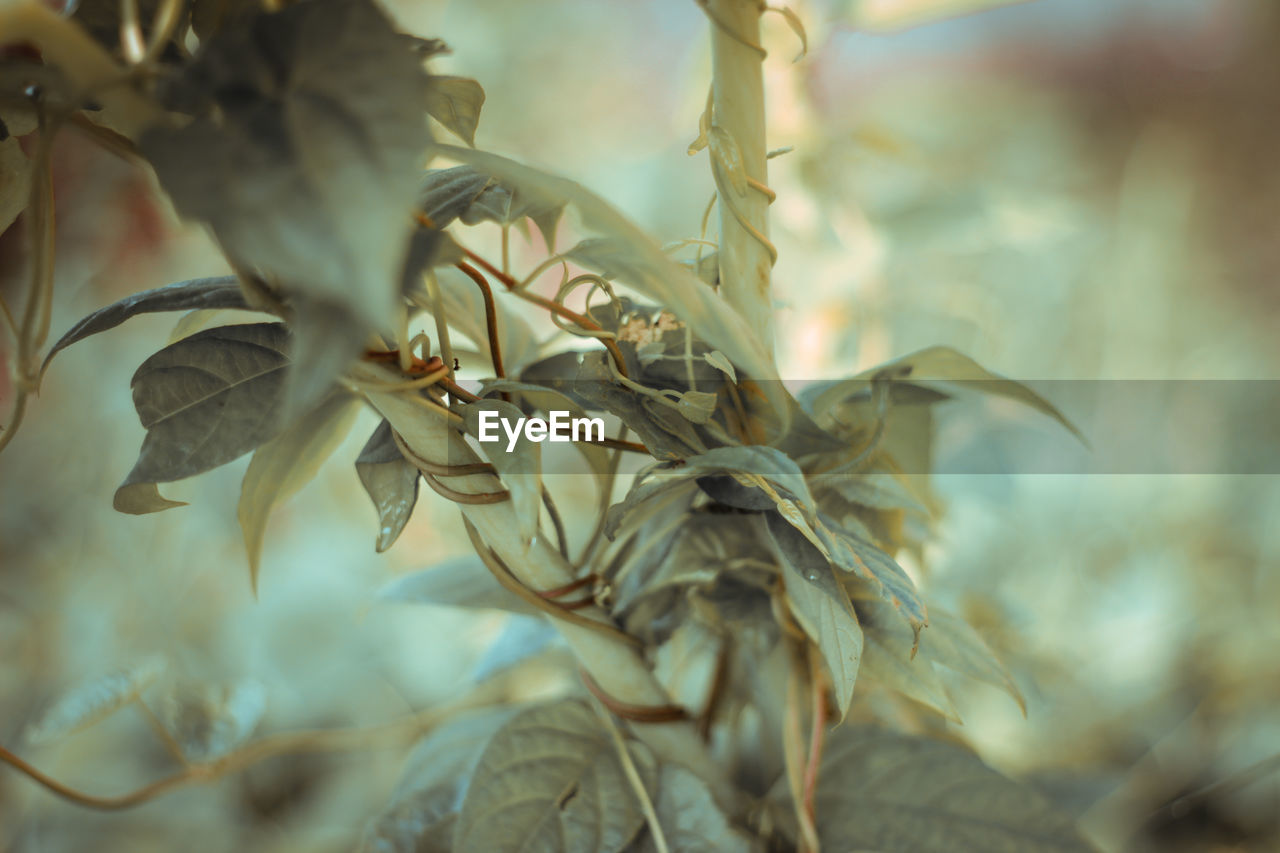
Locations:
707;0;774;354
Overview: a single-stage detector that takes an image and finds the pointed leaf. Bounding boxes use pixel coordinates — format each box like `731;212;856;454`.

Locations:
816;517;927;649
420;166;492;228
426;75;484;146
44;277;248;372
356;420;421;552
24;656;167;745
854;597;958;722
766;512;863;718
115;323;293;512
238;391;360;592
811;726;1096;852
634;765;756;853
456;699;651;853
919;607;1025;714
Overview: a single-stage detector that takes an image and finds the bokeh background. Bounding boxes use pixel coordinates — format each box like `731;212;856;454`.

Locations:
2;0;1278;850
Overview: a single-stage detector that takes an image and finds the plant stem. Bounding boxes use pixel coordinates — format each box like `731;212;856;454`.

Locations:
705;0;775;354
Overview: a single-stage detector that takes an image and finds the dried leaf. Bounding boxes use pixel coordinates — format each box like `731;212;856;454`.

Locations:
44;277;249;372
771;5;808;61
379;556;541;617
707;126;747;196
426;75;485;146
141;0;431;334
456;699;651;853
115;323;293;514
632;765;757;853
463;399;542;548
356;420;421;552
811;726;1096;852
238;391;360;592
766;512;863;718
24;656;167;745
156;679;267;763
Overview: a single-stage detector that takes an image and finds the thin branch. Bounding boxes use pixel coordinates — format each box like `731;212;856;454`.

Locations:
593;700;670;853
454;261;506;380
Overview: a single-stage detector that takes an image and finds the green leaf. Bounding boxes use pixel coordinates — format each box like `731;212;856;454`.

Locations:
432;145;780;403
420;166;492;228
854;597;958;722
141;0;431;334
632;765;756;853
237;391;360;593
379;556;541;617
766;512;863;718
115;323;293;514
811;726;1097;852
426;76;485;146
918;607;1025;715
463;399;542;548
455;699;652;853
43;277;249;372
356;419;420;553
24;656;167;745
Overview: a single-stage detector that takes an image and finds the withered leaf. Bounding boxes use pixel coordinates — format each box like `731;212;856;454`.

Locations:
44;277;249;372
766;512;863;718
811;726;1096;852
141;0;431;335
456;699;652;853
115;323;293;514
426;76;485;146
356;419;420;552
24;656;167;745
238;390;359;592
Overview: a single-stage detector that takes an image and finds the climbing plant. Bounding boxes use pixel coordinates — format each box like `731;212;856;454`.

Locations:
0;0;1094;850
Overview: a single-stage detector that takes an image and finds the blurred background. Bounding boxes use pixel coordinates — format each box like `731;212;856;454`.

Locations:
2;0;1278;850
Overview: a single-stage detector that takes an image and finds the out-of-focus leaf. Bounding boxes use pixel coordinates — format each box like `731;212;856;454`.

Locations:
0;134;30;235
44;277;248;372
815;347;1084;443
676;389;719;424
631;764;757;853
169;307;276;343
854;597;958;722
379;556;541;617
416;267;541;373
113;482;189;514
463;399;541;548
115;323;292;514
707;126;747;196
688;446;814;509
24;656;167;745
356;419;420;552
141;0;431;334
362;707;517;853
772;4;808;61
156;679;266;763
471;616;561;683
433;145;781;403
810;725;1096;852
815;470;930;516
426;76;484;146
189;0;260;39
480;379;610;480
420;166;491;228
238;391;360;592
766;512;863;718
283;296;367;422
456;699;652;853
815;517;927;649
920;607;1025;714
